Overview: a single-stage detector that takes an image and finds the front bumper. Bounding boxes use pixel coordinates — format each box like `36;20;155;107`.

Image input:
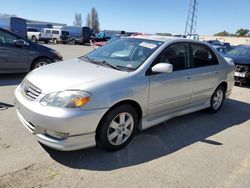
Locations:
14;86;108;151
234;71;250;82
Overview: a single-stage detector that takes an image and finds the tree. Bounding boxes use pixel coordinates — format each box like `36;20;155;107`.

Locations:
90;7;100;33
73;13;82;27
85;13;91;27
214;30;230;37
235;29;249;37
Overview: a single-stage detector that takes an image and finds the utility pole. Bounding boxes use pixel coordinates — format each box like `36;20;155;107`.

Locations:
185;0;198;35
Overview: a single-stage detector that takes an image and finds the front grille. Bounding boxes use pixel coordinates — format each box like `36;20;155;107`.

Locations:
21;80;42;100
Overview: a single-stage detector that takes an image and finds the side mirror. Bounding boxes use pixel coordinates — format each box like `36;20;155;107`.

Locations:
14;39;29;46
151;63;173;73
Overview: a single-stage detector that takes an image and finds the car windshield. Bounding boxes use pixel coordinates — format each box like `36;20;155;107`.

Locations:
227;46;250;57
80;38;163;71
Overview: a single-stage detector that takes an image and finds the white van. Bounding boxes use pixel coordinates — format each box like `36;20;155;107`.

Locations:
39;28;62;44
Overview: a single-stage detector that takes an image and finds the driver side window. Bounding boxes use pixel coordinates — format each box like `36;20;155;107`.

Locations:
0;30;18;46
156;43;189;71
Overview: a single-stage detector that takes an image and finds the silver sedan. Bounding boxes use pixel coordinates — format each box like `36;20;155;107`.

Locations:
14;35;234;151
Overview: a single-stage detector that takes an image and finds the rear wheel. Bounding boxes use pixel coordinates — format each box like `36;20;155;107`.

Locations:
96;105;138;151
31;58;51;70
208;86;225;113
31;36;37;43
53;38;58;44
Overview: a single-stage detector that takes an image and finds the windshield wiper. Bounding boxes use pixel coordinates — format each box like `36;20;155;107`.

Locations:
101;61;123;71
80;56;101;65
80;56;134;71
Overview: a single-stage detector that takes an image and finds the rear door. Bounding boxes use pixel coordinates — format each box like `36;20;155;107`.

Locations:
0;30;29;72
189;43;220;106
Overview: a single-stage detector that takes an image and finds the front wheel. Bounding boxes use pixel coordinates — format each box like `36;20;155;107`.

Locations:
208;86;225;113
96;105;139;151
31;58;51;70
31;36;37;43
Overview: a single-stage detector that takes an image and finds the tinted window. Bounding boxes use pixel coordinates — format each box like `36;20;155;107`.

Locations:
52;30;59;34
28;28;38;32
0;30;18;45
156;43;189;71
190;44;219;68
45;30;51;34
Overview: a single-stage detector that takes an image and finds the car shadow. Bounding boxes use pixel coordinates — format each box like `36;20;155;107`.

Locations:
0;73;26;86
42;98;250;171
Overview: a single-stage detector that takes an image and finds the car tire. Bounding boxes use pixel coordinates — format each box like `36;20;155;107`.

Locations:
53;38;57;44
31;36;37;43
96;105;139;151
208;85;225;113
31;58;51;70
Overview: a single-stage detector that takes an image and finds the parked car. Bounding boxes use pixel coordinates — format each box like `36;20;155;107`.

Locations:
204;40;222;46
27;27;40;42
38;28;64;44
226;45;250;85
212;45;232;55
0;17;27;38
14;36;234;151
91;34;125;48
60;30;71;44
61;26;91;44
0;28;63;73
38;28;52;43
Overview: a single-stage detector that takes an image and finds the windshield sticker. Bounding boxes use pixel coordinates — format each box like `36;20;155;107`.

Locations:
126;64;133;68
139;42;157;49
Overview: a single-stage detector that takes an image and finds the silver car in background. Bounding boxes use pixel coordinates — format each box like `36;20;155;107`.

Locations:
14;35;234;151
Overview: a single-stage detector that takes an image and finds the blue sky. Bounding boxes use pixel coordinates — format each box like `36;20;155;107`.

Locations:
0;0;249;35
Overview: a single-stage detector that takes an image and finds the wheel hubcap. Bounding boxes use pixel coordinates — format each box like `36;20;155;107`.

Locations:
35;62;48;68
212;89;224;110
107;112;134;146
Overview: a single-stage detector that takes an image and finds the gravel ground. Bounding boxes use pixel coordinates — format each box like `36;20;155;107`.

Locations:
0;44;250;188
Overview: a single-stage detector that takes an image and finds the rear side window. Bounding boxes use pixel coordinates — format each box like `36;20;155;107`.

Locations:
52;30;59;34
45;30;52;34
190;43;219;68
156;43;189;71
28;28;38;32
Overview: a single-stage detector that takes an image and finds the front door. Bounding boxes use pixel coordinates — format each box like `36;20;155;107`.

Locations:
0;30;29;72
148;43;192;120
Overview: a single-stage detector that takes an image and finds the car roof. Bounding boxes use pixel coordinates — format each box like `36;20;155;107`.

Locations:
129;35;183;42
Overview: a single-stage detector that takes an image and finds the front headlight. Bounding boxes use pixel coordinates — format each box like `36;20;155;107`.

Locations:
40;90;91;108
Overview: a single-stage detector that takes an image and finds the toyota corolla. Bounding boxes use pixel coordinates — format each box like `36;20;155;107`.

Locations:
14;35;234;151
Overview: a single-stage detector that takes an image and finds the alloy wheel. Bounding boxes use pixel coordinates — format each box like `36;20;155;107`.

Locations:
107;112;134;146
212;89;224;110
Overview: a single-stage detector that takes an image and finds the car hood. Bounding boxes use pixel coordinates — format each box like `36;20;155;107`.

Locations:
225;55;250;65
25;58;128;94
